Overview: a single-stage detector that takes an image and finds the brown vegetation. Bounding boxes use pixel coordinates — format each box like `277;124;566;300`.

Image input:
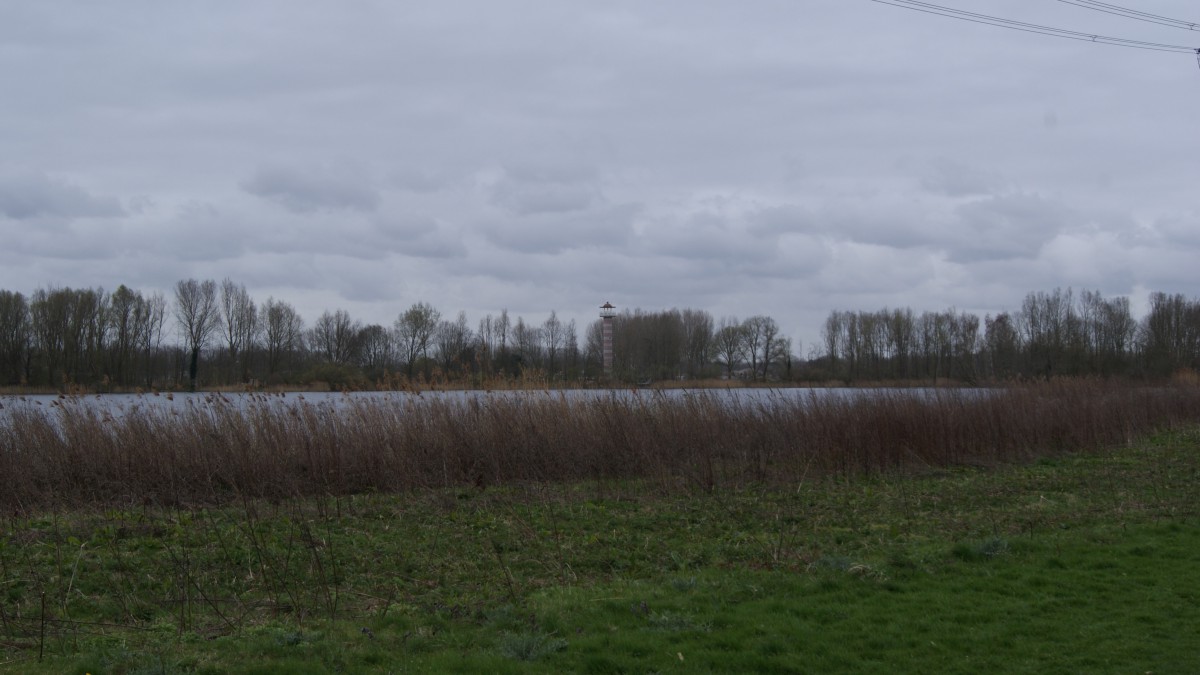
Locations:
2;380;1199;512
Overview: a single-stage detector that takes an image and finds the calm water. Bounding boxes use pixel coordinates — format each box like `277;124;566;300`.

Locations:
0;387;967;423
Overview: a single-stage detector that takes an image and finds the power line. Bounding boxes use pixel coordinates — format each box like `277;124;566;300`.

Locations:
867;0;1198;53
1054;0;1199;32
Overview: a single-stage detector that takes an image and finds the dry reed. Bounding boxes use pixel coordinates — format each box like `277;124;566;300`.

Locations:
1;380;1198;511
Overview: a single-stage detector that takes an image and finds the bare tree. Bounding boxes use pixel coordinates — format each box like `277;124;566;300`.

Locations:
771;336;794;381
742;315;780;381
220;278;258;383
822;311;848;380
949;309;980;383
260;297;304;377
174;278;221;391
679;308;713;379
885;308;916;379
1017;288;1072;379
0;290;30;385
495;308;510;358
108;285;145;387
1094;293;1136;375
564;318;579;375
983;312;1019;380
435;311;474;377
357;324;397;377
476;314;494;373
543;310;563;375
512;316;543;370
1139;292;1200;376
29;287;107;386
395;302;441;378
714;316;748;379
584;319;603;375
140;292;168;388
308;309;361;365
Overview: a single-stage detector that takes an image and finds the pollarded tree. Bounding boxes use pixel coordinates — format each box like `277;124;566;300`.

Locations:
174;278;221;391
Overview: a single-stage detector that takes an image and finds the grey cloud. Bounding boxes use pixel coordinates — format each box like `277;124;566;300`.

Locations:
0;220;121;261
945;193;1075;263
815;242;940;295
168;202;247;262
482;202;638;254
490;166;603;216
919;159;1007;198
811;200;944;251
242;166;380;214
747;204;819;236
643;210;778;265
377;216;438;240
0;171;124;220
391;168;454;194
1150;212;1200;248
376;217;468;259
1039;233;1135;290
241;211;467;262
311;256;406;304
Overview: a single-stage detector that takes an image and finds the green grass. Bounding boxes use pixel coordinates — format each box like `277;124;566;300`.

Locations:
2;427;1199;673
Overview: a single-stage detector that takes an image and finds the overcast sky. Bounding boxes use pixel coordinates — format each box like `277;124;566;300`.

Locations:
2;1;1197;352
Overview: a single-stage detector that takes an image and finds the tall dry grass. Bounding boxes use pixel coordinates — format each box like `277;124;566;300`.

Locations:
2;380;1198;511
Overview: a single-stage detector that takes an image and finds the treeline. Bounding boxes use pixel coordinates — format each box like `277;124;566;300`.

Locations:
813;288;1200;383
0;280;794;390
588;309;792;382
2;281;1197;391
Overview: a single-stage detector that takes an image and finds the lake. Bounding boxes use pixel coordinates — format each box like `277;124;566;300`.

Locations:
0;387;968;424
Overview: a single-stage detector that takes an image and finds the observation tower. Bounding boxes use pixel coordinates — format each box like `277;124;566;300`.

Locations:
600;302;616;375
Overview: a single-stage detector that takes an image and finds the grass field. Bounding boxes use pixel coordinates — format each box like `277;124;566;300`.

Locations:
2;418;1198;673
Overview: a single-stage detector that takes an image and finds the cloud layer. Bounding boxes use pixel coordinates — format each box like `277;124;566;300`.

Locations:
2;1;1197;347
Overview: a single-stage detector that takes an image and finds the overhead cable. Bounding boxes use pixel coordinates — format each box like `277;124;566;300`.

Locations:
1054;0;1199;32
867;0;1198;53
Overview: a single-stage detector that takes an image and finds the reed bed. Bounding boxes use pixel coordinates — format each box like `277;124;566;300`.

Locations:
1;380;1198;511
